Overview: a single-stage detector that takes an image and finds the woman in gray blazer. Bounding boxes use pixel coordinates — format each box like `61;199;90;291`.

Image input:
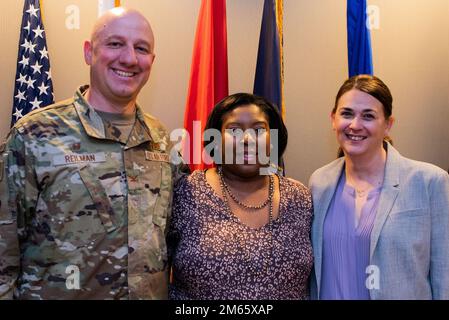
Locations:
309;75;449;300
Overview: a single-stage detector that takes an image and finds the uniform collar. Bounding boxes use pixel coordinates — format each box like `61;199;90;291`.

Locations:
73;85;162;148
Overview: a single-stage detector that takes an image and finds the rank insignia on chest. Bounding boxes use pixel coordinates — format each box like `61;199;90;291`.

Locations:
70;143;81;151
150;141;161;151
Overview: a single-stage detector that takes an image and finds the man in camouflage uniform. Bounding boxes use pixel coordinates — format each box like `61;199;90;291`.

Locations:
0;7;185;299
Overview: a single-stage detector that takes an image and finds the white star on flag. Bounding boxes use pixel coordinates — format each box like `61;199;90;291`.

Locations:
46;69;52;79
31;61;43;74
18;56;30;67
32;25;45;38
26;4;39;18
13;108;24;121
30;97;42;110
29;41;37;53
16;73;27;86
20;39;37;54
39;46;49;60
26;76;36;89
24;21;31;33
20;38;32;52
15;90;26;103
37;82;49;96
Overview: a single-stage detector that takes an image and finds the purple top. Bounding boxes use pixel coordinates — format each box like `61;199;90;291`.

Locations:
320;173;381;300
168;170;313;300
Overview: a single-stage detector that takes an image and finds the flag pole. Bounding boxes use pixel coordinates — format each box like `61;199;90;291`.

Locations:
39;0;44;22
276;0;284;120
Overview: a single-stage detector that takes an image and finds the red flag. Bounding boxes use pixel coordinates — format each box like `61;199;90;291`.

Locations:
183;0;229;171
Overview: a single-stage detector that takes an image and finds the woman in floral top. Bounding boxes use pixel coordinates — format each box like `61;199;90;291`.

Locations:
168;93;313;300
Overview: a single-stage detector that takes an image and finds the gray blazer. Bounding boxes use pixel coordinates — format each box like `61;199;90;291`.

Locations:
309;143;449;299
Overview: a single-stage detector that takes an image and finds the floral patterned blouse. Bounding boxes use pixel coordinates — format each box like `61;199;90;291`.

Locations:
168;170;313;300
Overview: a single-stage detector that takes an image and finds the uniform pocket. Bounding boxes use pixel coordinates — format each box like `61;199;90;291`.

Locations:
33;167;112;250
152;162;172;231
78;165;118;233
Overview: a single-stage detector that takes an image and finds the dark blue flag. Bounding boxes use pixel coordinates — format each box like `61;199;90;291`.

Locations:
253;0;285;174
347;0;373;77
253;0;284;118
12;0;54;126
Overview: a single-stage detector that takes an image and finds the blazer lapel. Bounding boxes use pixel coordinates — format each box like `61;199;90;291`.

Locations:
312;159;344;298
370;144;401;259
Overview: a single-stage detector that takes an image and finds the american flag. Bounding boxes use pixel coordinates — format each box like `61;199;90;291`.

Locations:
12;0;54;126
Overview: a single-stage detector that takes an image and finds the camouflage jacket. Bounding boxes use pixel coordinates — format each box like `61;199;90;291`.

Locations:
0;86;185;299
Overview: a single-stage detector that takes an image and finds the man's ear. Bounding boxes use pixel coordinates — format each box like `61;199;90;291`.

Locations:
84;40;93;65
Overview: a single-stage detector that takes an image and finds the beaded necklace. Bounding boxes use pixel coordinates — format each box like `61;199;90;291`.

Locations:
217;166;274;223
